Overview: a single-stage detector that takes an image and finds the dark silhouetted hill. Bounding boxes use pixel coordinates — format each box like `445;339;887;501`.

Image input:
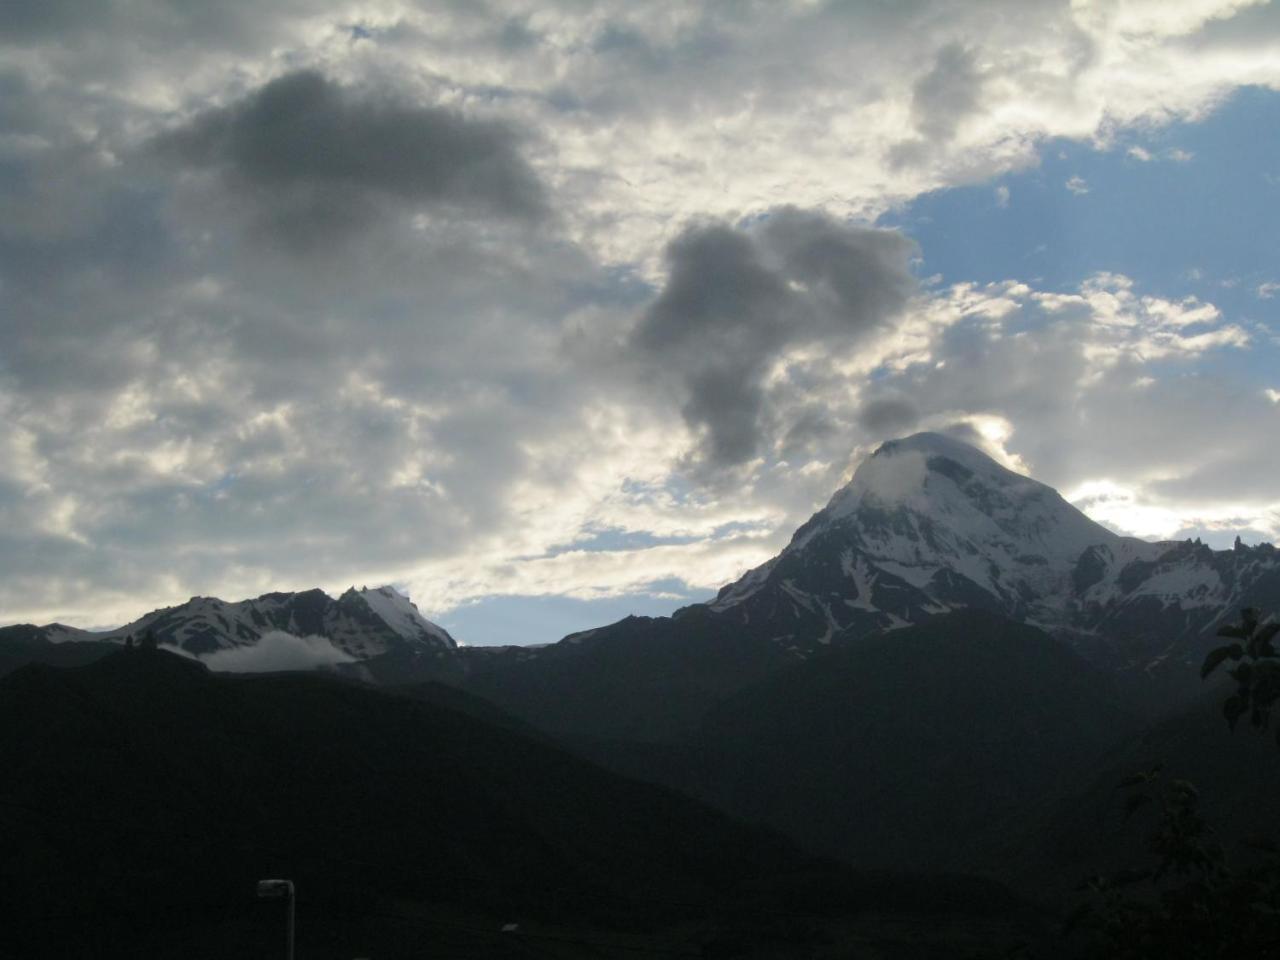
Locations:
457;607;799;742
0;648;1034;958
580;611;1142;878
0;627;118;677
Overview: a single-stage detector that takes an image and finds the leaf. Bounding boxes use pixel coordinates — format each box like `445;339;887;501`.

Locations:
1062;901;1094;935
1074;874;1103;893
1202;645;1242;678
1225;694;1246;731
1242;835;1280;855
1123;792;1152;820
1111;867;1153;887
1117;770;1154;789
1256;623;1280;658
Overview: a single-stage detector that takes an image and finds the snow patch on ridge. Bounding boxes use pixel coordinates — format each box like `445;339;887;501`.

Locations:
703;431;1274;659
356;586;456;649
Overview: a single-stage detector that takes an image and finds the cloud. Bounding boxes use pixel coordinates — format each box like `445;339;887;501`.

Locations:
1065;175;1090;195
3;0;1280;633
3;1;1277;265
199;630;355;673
994;185;1010;208
911;43;986;144
1127;145;1196;163
628;209;916;473
854;273;1279;543
155;70;546;248
858;396;921;437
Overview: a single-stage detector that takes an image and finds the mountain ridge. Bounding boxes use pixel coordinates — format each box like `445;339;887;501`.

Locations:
700;432;1277;674
1;647;1041;957
5;432;1278;691
1;584;455;661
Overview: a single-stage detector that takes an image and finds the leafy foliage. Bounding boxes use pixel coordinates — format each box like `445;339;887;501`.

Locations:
1069;767;1280;957
1201;608;1280;741
1069;610;1280;957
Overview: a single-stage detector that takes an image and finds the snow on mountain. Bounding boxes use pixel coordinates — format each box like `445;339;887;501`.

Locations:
706;432;1280;669
6;432;1278;684
347;585;457;650
12;586;456;661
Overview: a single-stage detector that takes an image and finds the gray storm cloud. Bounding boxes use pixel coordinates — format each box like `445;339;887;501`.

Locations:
911;43;986;144
858;395;921;437
2;0;1279;626
630;208;916;473
155;70;546;248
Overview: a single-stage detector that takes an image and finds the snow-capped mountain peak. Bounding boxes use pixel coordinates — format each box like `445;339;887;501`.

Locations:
707;432;1279;670
803;437;1126;576
347;585;456;650
829;432;1021;512
820;432;1116;561
11;585;457;661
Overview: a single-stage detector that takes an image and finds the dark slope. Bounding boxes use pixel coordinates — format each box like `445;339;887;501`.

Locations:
1023;681;1280;894
0;627;117;677
702;434;1280;690
457;607;800;741
0;650;1028;958
394;677;549;739
584;611;1141;876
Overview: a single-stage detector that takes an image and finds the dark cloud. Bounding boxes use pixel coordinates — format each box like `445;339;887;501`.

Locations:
0;0;108;40
779;405;840;462
0;57;601;625
858;395;920;436
853;281;1279;531
3;0;1277;627
931;420;992;450
631;208;916;473
156;70;546;247
1143;422;1280;503
911;43;985;143
888;42;989;168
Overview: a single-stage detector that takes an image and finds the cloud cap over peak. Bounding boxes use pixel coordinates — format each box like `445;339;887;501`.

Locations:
631;208;916;472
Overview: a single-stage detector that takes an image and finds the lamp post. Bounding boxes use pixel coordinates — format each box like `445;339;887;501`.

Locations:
257;878;295;960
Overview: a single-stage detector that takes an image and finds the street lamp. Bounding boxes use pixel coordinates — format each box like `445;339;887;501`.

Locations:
257;878;295;960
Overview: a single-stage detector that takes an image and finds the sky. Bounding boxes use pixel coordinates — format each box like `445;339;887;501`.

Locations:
2;0;1280;646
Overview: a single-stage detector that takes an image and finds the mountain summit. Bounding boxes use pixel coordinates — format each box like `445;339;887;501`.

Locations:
3;585;455;661
4;433;1278;687
450;433;1280;744
705;432;1278;670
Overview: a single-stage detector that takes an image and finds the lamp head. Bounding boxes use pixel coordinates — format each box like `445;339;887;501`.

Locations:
257;879;294;898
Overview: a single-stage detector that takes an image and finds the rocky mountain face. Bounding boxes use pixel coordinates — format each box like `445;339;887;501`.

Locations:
586;611;1146;875
5;432;1277;701
704;432;1280;674
1;585;456;662
450;433;1280;739
5;432;1279;905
